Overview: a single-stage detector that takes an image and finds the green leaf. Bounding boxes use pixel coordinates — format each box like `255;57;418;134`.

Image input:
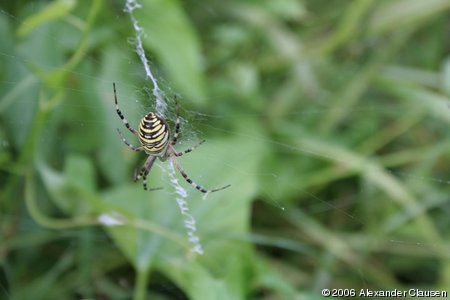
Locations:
17;0;76;37
100;131;265;298
101;176;194;269
260;0;307;20
135;0;207;105
157;134;264;299
368;0;450;36
65;155;96;192
38;155;95;215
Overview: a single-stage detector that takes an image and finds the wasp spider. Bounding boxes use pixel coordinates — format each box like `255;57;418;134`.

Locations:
113;83;230;193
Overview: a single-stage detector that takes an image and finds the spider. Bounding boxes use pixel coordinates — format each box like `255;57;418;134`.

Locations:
113;83;230;194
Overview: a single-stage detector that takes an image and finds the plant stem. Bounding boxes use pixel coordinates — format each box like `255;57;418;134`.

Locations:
133;269;150;300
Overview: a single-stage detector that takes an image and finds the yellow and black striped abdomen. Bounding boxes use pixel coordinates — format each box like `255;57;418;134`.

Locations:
138;112;170;156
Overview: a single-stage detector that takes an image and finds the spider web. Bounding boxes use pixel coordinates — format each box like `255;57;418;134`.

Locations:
124;0;166;116
0;0;450;298
123;0;204;255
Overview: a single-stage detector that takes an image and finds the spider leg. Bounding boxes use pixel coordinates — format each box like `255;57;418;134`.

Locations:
116;128;143;152
174;140;206;157
113;82;138;135
134;156;157;191
171;96;181;145
170;153;231;193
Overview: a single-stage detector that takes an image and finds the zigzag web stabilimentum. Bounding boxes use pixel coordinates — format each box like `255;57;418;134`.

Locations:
124;0;204;254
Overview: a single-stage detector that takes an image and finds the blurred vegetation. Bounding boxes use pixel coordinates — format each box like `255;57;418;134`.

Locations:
1;0;450;299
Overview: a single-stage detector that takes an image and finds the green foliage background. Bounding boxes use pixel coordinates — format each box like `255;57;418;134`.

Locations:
1;0;450;299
